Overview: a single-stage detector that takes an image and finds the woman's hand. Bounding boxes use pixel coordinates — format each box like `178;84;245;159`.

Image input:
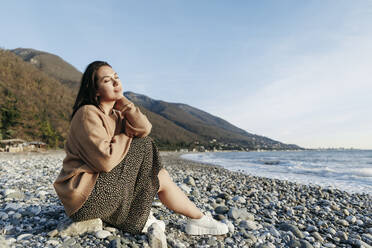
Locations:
113;96;131;111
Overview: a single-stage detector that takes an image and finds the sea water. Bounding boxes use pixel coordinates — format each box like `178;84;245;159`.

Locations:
181;150;372;195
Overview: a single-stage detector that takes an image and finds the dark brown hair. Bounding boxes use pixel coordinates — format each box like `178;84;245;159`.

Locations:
70;61;111;120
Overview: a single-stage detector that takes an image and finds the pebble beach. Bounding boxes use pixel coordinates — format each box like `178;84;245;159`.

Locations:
0;150;371;248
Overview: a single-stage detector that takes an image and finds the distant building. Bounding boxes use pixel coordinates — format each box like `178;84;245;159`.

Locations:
0;139;46;152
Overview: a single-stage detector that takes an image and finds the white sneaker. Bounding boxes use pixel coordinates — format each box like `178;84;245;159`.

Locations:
185;214;229;235
142;211;166;233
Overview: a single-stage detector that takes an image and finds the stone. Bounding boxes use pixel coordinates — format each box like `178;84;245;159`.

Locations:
16;233;32;241
108;238;121;248
104;227;118;233
58;218;103;236
346;215;356;224
288;239;301;248
48;229;58;237
336;231;348;241
337;219;349;226
152;201;162;207
306;225;318;232
228;207;254;221
183;176;196;186
95;230;112;239
323;243;336;248
24;205;42;216
312;232;324;242
62;237;76;246
4;189;24;199
215;206;229;214
232;196;246;204
178;184;191;194
362;233;372;242
239;220;258;231
300;240;314;248
147;223;167;248
4;203;22;211
279;223;304;239
269;227;281;238
46;240;60;246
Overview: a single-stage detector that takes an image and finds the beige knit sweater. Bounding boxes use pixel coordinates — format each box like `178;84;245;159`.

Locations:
54;97;152;216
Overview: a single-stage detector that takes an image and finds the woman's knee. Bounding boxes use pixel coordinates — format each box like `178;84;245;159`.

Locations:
158;168;171;192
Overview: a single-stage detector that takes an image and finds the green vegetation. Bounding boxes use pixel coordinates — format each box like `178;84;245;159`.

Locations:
0;49;76;147
0;47;301;151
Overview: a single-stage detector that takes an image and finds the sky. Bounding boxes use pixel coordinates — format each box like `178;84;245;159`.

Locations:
1;1;372;149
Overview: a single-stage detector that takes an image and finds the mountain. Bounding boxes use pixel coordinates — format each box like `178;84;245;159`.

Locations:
124;92;301;150
5;47;301;150
0;49;76;146
11;48;81;89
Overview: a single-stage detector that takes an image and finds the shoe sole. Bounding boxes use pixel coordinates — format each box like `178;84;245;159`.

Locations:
185;224;229;235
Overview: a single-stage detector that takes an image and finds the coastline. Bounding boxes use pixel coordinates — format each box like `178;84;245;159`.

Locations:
0;151;371;247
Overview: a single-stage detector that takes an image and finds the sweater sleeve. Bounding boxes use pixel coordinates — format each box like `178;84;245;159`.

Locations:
115;97;152;138
71;107;132;173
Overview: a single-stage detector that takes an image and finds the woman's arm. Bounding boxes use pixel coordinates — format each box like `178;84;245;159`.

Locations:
114;96;152;138
70;106;132;173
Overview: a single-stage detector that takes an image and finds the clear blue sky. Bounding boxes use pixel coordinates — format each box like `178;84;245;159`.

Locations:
2;1;372;149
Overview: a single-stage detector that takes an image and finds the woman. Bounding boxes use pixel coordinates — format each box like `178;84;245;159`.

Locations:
54;61;228;235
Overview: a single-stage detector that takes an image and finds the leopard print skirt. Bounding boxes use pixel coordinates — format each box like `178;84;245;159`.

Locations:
70;136;163;234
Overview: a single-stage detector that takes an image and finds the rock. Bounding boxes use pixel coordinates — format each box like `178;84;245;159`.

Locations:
269;227;281;238
306;225;318;232
323;243;336;248
228;207;254;221
62;237;76;246
147;223;167;248
178;184;191;194
152;201;162;207
300;240;314;248
48;229;58;237
24;205;42;216
16;233;32;241
108;238;121;248
104;227;118;233
0;212;8;221
0;235;9;248
4;203;22;211
336;231;348;241
215;206;229;214
362;233;372;243
217;193;230;200
183;176;196;186
239;220;258;231
288;239;301;247
46;240;60;246
312;232;324;242
95;230;112;239
232;196;246;204
58;218;103;236
279;223;304;239
327;227;336;235
346;215;357;224
338;219;349;227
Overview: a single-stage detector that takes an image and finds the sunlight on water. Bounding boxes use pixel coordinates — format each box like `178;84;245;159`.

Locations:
182;150;372;195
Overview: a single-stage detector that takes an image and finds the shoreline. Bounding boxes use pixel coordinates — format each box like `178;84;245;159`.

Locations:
0;151;371;247
179;150;372;197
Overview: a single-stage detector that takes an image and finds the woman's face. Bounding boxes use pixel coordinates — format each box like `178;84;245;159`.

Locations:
96;66;123;103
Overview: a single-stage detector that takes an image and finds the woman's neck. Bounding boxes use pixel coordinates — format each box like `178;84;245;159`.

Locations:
99;101;115;115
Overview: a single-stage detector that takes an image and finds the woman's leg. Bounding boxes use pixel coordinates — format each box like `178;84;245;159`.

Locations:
157;168;204;219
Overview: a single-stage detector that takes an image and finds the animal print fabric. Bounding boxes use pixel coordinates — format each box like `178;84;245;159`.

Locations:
70;136;163;234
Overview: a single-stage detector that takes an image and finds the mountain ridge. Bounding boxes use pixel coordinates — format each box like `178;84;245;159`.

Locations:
5;47;302;150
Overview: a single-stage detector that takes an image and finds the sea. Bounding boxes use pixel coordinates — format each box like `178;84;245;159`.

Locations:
181;150;372;195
